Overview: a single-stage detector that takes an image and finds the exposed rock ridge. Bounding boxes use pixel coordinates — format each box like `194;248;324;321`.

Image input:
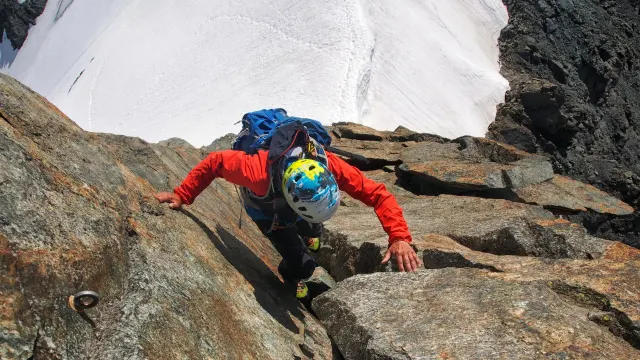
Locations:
0;0;47;49
488;0;640;246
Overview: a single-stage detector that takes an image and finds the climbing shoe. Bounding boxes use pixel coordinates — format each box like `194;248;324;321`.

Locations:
305;237;320;252
296;281;309;299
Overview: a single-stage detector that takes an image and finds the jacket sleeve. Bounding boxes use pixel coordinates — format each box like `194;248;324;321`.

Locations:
173;150;270;205
327;152;412;245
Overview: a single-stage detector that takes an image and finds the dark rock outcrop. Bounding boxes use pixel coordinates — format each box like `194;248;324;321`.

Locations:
0;74;333;359
0;0;47;49
488;0;640;241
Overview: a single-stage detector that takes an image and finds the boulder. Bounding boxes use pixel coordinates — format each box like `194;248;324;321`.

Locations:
400;141;463;163
331;122;387;141
321;195;623;280
314;269;640;360
396;139;632;216
454;136;539;163
329;138;405;168
201;133;236;154
0;74;333;359
397;139;554;193
157;137;196;150
360;169;418;202
385;126;449;143
398;161;514;191
515;175;635;215
412;233;640;326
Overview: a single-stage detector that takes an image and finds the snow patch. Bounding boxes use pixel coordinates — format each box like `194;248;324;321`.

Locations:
358;0;509;138
2;0;509;147
54;0;76;22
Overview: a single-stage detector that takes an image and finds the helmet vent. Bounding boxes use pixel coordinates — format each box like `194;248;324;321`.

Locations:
298;207;307;211
295;174;302;181
309;165;316;170
303;214;313;219
293;196;300;203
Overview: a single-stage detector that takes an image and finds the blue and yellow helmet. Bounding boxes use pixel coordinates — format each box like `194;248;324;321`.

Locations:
282;159;340;223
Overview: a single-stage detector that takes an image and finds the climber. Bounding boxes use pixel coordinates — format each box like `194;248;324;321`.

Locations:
154;118;420;300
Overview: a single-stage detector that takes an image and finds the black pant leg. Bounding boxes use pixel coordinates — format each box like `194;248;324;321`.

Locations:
256;221;316;282
296;221;323;238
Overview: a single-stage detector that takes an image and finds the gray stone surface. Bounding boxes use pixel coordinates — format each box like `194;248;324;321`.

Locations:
329;138;405;167
385;126;449;143
515;175;635;215
314;270;639;360
397;138;554;193
157;137;196;149
331;122;387;141
321;195;615;281
0;74;332;359
201;133;236;154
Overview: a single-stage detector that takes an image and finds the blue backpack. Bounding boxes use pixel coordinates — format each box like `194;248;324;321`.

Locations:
232;108;332;154
231;108;369;228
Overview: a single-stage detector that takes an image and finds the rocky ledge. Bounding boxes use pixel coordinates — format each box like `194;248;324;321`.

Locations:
312;121;639;359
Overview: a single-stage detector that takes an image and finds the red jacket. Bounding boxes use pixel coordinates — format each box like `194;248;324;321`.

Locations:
173;150;412;245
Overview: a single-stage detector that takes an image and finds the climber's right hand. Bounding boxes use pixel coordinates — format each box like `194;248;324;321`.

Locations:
154;192;183;210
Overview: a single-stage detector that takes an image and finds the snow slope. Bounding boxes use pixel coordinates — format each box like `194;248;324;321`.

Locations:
1;0;509;147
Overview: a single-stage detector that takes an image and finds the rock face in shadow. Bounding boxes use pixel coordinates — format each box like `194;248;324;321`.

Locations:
314;269;640;360
0;74;333;359
488;0;640;241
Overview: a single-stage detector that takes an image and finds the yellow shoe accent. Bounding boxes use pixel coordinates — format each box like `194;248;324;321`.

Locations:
296;281;309;299
306;237;320;252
